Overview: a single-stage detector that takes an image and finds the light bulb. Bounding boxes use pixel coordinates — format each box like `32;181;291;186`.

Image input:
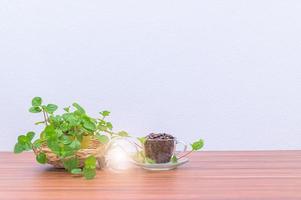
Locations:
106;139;133;171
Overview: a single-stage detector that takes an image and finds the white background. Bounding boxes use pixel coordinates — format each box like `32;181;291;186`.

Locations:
1;1;301;151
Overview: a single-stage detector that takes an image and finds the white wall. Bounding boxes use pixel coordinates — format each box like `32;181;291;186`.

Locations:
1;1;301;151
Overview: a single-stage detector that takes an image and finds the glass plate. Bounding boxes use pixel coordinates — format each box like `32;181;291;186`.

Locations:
131;157;189;171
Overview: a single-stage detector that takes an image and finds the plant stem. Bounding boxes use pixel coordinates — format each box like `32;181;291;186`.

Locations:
125;138;143;149
45;112;50;122
42;109;48;126
178;150;194;159
31;144;38;155
104;130;143;149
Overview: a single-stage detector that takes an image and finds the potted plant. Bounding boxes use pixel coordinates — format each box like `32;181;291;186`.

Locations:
14;97;128;179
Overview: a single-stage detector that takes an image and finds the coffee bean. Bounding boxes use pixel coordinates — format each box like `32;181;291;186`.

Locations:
144;133;175;163
146;133;174;140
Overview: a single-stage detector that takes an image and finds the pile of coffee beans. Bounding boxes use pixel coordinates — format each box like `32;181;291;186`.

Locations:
144;133;175;163
146;133;175;140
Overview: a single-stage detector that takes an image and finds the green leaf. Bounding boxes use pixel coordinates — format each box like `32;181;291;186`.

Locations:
72;102;85;114
171;155;178;163
191;139;204;151
32;97;42;106
61;135;72;145
61;122;72;132
49;115;62;125
118;131;129;137
63;106;70;112
84;156;96;169
60;146;76;158
96;135;109;144
47;139;61;153
137;137;146;145
33;139;43;148
63;113;80;126
83;168;96;180
69;140;81;150
29;106;42;113
44;125;56;139
36;153;47;164
97;121;107;131
63;158;79;172
45;104;58;114
145;157;156;164
83;120;96;131
97;126;106;131
71;168;82;174
82;156;97;179
18;135;28;143
16;135;31;150
14;143;24;153
106;122;113;130
26;131;35;142
55;129;64;137
100;110;110;117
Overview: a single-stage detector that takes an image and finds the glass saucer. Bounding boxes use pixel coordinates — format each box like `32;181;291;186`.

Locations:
131;157;189;171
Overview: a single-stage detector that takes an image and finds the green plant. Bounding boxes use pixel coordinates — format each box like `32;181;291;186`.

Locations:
171;139;204;163
14;97;128;179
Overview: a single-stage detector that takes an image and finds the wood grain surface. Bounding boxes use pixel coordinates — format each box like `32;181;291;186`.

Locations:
0;151;301;200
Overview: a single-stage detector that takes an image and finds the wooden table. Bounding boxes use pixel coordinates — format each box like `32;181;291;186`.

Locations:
0;151;301;200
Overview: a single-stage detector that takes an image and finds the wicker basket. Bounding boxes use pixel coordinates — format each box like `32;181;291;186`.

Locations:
33;139;107;169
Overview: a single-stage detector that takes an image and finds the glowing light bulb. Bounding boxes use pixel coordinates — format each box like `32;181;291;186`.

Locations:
106;139;133;171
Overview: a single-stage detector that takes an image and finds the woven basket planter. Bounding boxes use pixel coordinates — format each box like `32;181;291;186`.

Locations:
33;139;107;169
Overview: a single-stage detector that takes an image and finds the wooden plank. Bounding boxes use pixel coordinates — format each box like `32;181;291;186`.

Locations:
0;151;301;200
